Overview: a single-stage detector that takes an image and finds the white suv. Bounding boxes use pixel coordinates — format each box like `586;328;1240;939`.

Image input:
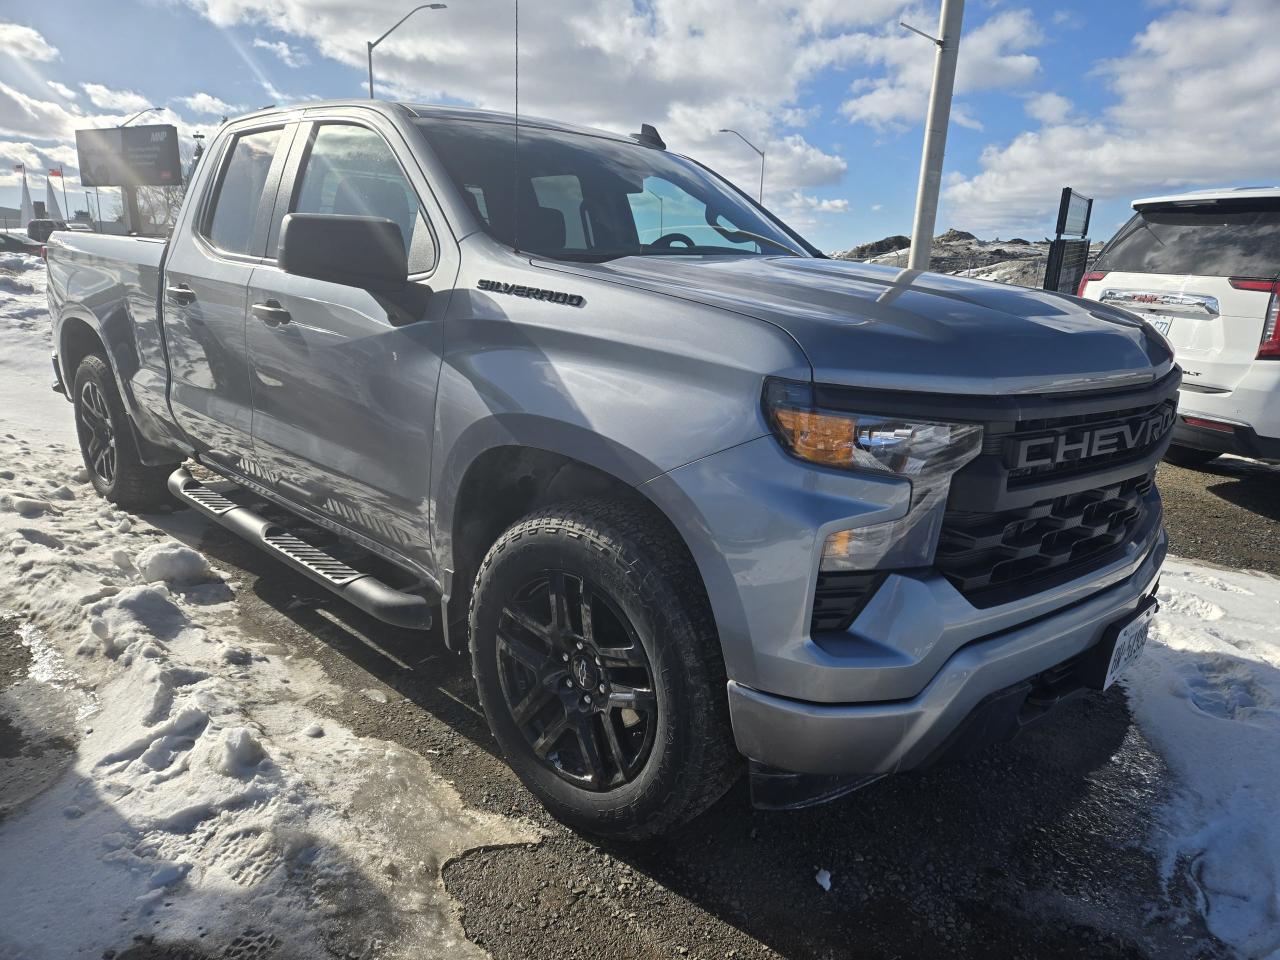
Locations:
1080;187;1280;467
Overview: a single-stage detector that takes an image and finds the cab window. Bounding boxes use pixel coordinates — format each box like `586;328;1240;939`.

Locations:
205;127;283;256
290;123;435;273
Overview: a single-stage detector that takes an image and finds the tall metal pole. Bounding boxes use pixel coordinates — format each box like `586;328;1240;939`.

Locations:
906;0;965;271
57;168;69;219
367;4;447;99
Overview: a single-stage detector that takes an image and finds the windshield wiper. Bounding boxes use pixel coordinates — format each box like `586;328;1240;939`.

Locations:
710;226;801;256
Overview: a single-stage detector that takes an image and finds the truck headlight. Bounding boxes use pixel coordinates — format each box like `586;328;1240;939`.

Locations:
763;379;983;570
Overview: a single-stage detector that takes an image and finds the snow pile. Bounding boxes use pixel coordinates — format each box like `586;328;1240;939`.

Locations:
135;540;215;584
1127;560;1280;958
0;433;537;959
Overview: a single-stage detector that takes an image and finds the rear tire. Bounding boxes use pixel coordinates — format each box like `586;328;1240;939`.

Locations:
469;499;740;840
1163;444;1221;469
72;353;178;511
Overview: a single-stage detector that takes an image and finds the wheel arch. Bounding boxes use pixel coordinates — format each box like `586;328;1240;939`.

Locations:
441;440;718;652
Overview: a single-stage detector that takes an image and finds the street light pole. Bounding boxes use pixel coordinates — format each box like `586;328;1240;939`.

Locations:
904;0;965;271
718;128;765;203
367;3;448;99
121;106;161;127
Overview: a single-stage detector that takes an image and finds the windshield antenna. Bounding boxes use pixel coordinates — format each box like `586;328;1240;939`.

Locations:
512;0;521;254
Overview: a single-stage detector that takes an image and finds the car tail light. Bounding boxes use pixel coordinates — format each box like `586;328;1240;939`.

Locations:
1229;277;1280;359
1183;416;1235;433
1076;271;1107;298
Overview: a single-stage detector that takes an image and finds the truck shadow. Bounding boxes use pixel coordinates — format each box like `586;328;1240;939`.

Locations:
180;522;1230;960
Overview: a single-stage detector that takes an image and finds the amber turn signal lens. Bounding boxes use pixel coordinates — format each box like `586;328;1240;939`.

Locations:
772;407;857;467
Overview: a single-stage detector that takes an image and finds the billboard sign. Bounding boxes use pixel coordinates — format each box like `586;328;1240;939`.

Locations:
75;124;182;188
1054;187;1093;238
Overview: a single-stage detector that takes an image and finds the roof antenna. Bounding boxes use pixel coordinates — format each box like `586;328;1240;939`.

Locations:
512;0;521;254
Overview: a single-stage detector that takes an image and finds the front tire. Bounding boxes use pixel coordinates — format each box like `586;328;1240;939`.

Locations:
469;499;739;839
72;353;177;511
1163;444;1222;469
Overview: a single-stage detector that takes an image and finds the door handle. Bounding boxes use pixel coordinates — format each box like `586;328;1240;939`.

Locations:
252;299;292;327
165;283;195;305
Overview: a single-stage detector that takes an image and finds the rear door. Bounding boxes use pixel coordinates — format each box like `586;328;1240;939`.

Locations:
1082;199;1280;392
165;121;295;469
245;110;454;571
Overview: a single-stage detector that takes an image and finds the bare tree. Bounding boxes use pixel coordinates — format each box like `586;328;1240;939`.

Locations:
133;138;197;235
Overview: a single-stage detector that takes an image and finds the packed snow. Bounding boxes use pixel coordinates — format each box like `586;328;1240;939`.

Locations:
1130;562;1280;958
4;238;1280;958
0;432;538;958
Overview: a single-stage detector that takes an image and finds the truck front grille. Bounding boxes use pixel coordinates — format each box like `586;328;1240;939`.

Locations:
995;398;1176;486
935;472;1155;608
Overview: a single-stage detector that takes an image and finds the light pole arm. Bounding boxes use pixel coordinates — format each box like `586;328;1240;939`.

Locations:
367;3;447;98
718;128;766;203
121;106;160;127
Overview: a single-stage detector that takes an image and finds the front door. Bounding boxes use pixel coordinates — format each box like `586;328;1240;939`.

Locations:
246;117;448;570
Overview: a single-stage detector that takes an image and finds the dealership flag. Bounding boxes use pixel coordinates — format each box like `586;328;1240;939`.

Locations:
18;171;33;226
44;177;63;220
11;163;23;173
48;168;62;177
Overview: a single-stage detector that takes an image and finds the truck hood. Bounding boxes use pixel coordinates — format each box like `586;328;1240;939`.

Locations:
556;256;1173;395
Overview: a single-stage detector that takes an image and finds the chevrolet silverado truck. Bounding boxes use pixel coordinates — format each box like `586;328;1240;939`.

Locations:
46;101;1177;838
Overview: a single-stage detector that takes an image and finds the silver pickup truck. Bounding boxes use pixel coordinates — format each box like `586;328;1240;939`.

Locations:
46;100;1177;838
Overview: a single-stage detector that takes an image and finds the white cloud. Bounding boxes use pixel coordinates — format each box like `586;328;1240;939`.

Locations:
46;81;76;101
252;38;308;67
178;93;238;116
841;8;1044;131
945;0;1280;234
0;21;58;61
1025;91;1071;124
180;0;872;203
80;83;152;114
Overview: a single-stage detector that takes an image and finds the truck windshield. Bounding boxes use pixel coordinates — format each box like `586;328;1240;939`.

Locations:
1094;200;1280;277
414;117;808;262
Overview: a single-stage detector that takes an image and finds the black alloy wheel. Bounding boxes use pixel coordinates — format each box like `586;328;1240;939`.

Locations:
77;378;117;486
71;353;178;510
496;570;657;790
469;500;741;839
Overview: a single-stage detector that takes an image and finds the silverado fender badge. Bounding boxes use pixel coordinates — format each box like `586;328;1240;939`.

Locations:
477;279;585;307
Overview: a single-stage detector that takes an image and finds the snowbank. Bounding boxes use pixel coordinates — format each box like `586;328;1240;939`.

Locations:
1128;560;1280;957
0;433;537;959
0;253;76;444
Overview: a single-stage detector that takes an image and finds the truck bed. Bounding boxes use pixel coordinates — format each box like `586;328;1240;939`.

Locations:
46;232;183;455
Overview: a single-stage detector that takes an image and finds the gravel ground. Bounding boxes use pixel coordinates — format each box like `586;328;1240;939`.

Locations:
1157;455;1280;575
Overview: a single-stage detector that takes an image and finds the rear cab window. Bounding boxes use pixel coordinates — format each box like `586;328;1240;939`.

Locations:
1096;200;1280;278
203;127;285;256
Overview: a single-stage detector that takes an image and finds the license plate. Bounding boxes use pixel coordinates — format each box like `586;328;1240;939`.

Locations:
1103;604;1155;689
1145;315;1174;336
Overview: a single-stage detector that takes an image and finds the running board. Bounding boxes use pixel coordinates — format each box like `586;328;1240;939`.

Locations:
168;467;433;630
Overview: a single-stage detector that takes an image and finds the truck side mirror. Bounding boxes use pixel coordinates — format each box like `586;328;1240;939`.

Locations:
279;213;407;291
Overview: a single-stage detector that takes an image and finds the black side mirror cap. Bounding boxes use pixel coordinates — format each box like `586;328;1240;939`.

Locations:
279;213;408;291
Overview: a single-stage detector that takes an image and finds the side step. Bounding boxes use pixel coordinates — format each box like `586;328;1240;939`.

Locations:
168;467;433;630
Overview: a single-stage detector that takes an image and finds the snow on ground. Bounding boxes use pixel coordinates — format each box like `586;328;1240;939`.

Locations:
0;252;74;445
1129;561;1280;959
0;429;537;959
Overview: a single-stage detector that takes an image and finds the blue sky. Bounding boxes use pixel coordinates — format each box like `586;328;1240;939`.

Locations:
0;0;1272;251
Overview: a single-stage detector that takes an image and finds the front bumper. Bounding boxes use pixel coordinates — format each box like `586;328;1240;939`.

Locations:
726;526;1165;775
